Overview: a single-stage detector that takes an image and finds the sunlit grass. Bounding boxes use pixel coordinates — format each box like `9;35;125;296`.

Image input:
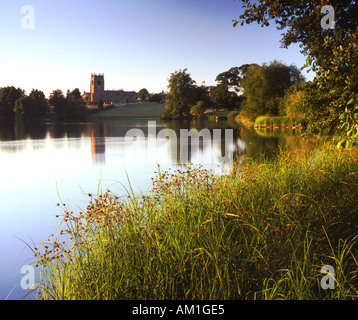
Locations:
28;140;358;300
255;116;303;128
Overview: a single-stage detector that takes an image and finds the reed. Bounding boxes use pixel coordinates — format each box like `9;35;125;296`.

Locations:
29;140;358;300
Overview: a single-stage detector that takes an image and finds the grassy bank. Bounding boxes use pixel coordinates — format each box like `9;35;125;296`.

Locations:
90;102;166;119
255;116;304;128
31;141;358;300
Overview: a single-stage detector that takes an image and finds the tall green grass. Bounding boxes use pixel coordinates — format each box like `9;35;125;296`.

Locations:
255;116;303;128
30;140;358;300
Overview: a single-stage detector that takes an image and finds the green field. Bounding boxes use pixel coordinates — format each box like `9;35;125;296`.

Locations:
90;102;165;119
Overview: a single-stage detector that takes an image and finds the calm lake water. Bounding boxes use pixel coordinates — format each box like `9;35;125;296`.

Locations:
0;118;302;300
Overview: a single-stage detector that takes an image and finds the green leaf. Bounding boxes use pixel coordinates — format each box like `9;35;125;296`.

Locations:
347;140;355;148
339;113;346;120
337;139;345;148
347;98;354;105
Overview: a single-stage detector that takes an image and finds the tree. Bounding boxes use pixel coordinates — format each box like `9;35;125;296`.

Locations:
54;91;87;122
14;89;48;120
48;89;64;106
165;69;196;118
234;1;357;63
68;88;82;100
216;64;259;93
234;1;358;134
138;88;150;102
148;93;162;102
210;83;242;111
0;87;24;121
190;100;205;118
97;99;104;111
241;61;304;120
215;67;241;92
282;83;307;121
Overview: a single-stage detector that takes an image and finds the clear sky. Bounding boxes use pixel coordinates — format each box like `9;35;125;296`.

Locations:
0;0;314;97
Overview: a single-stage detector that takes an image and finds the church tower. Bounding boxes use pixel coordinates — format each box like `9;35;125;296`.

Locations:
90;73;105;103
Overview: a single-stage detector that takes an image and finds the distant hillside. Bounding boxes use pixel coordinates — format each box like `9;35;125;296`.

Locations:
90;102;165;119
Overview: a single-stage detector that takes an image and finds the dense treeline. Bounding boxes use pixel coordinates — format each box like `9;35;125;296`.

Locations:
162;61;305;121
234;0;358;144
0;87;87;122
163;1;358;146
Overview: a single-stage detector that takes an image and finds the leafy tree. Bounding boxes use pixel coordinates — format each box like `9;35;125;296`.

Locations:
0;87;24;121
192;85;213;109
216;64;259;93
68;88;82;100
338;99;358;148
282;83;307;121
210;83;242;111
54;91;87;122
138;88;150;102
97;99;104;111
234;0;358;134
148;93;162;102
241;61;304;120
190;100;205;118
165;69;196;118
216;67;241;92
14;89;48;120
48;89;64;107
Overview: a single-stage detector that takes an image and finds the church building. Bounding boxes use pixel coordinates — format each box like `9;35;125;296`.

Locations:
84;73;137;104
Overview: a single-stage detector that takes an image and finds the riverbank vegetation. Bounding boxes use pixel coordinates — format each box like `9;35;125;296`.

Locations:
30;140;358;300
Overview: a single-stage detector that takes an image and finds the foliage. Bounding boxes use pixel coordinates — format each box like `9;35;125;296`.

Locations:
68;88;82;100
281;83;307;121
138;88;150;102
228;111;238;121
234;1;358;136
216;64;259;93
234;1;357;58
189;100;205;118
0;86;25;121
241;61;304;120
215;67;241;92
164;69;212;118
48;90;65;107
337;99;358;148
30;142;358;300
254;116;302;128
14;89;48;120
165;69;196;118
54;91;87;122
210;83;242;111
97;99;104;111
148;93;162;103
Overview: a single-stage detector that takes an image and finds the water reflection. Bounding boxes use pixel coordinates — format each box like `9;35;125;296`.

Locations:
0;119;303;166
0;118;303;300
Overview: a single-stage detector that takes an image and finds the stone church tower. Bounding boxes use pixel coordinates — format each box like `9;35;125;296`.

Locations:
90;73;105;103
87;73;137;104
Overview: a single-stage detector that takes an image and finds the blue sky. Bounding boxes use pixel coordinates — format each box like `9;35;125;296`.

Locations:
0;0;314;97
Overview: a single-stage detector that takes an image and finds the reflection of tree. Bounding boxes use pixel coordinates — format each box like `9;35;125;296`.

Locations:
164;120;242;165
0;121;48;153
